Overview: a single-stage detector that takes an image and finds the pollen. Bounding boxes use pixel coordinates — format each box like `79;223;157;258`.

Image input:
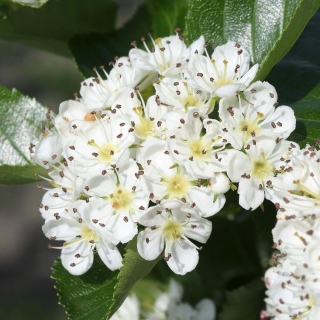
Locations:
111;188;132;211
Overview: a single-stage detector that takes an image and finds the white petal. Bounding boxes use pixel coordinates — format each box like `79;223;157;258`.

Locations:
239;63;259;86
43;217;80;241
61;240;94;275
214;83;246;98
137;228;164;260
238;178;264;210
166;240;199;275
97;241;123;271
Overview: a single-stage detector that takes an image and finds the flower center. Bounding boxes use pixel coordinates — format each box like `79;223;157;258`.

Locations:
88;139;117;163
81;225;99;243
110;188;133;211
189;139;210;159
164;174;190;198
238;113;263;141
162;220;183;240
252;155;272;181
135;118;154;138
182;95;199;107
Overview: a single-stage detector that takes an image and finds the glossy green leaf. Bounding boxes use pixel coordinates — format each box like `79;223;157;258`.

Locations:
218;278;265;320
266;11;320;147
69;0;188;78
186;0;319;80
0;0;117;56
52;237;161;320
0;85;47;185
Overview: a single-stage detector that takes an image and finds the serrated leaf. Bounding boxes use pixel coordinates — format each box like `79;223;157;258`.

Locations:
69;0;188;78
0;0;117;56
266;11;320;147
0;85;47;185
107;237;162;319
52;256;119;320
218;278;265;320
186;0;319;80
52;237;161;320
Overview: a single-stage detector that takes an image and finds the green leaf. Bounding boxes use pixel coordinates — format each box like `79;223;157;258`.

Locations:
186;0;319;80
146;0;188;36
0;0;117;56
266;11;320;147
0;164;46;185
52;256;119;320
218;278;265;320
69;0;188;78
52;237;161;320
107;237;163;319
0;85;47;185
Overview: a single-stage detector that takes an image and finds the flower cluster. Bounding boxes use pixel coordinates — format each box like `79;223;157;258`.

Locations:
263;146;320;319
35;31;297;279
111;279;216;320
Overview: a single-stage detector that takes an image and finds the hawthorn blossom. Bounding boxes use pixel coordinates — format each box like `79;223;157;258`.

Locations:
137;200;212;275
64;115;135;178
129;32;205;77
219;81;296;149
154;77;214;118
82;159;149;244
187;41;258;98
227;136;293;210
43;212;122;275
80;57;152;110
38;163;84;220
137;138;227;217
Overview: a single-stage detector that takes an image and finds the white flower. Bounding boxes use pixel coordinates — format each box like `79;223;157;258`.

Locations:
129;33;204;77
265;268;320;320
79;57;152;110
137;200;212;275
219;81;296;149
187;41;258;98
64;115;135;178
43;211;122;275
110;295;140;320
39;163;84;220
137;138;227;217
269;146;320;217
227;136;293;210
154;77;214;118
167;109;228;179
35;134;63;168
81;159;149;244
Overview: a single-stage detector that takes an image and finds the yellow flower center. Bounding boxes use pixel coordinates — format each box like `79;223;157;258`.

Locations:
81;225;99;243
164;174;190;198
238;112;263;141
110;188;132;211
182;95;199;107
133;106;155;138
252;155;272;181
189;139;210;159
162;220;183;240
88;139;117;164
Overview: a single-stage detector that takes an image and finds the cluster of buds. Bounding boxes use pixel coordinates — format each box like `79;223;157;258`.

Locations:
35;30;297;281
